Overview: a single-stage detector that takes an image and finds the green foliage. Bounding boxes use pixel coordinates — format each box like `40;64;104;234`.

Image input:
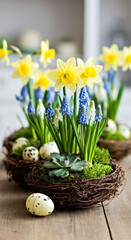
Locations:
71;117;108;164
83;163;113;179
102;130;126;141
10;127;32;141
43;153;88;178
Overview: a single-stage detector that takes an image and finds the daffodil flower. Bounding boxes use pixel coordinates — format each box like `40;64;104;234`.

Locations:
32;70;54;91
0;40;11;65
120;46;131;71
11;55;39;85
99;44;121;71
47;57;84;92
40;40;55;68
77;57;103;88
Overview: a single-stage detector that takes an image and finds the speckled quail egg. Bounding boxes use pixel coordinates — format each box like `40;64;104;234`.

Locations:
39;142;59;160
118;125;131;139
12;137;29;151
22;146;39;161
104;119;117;134
26;193;54;216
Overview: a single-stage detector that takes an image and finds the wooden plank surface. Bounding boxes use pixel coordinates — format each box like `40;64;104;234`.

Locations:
104;154;131;240
0;152;110;240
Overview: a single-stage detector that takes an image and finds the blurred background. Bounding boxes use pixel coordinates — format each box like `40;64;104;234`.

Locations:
0;0;131;145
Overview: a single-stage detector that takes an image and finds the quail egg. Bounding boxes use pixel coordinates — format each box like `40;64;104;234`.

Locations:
22;146;39;161
39;142;59;160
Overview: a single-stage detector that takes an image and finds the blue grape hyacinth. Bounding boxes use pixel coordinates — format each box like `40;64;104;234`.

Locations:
45;103;54;120
35;87;44;102
16;85;28;103
79;87;90;110
28;100;35;114
46;87;55;104
60;96;70;116
78;105;87;125
95;104;102;122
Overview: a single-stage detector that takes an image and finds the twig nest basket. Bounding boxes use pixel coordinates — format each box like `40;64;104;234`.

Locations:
98;138;131;160
26;160;125;209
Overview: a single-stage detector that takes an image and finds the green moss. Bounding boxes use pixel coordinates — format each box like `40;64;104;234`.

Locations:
102;130;126;141
93;147;110;165
83;163;113;179
10;127;32;141
11;144;30;158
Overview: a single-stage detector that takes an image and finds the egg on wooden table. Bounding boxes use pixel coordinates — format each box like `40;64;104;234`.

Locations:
12;137;29;151
39;142;59;160
26;193;54;216
22;146;39;161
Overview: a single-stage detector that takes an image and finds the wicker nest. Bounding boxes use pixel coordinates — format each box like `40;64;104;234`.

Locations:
26;160;125;209
3;132;44;185
98;138;131;160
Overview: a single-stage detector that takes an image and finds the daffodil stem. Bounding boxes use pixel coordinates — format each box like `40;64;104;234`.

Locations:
63;87;67;96
74;85;78;116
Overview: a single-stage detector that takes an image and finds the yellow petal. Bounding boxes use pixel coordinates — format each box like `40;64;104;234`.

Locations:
57;59;66;72
47;69;61;81
77;58;85;68
21;77;29;85
99;54;105;61
12;70;20;78
55;79;64;91
32;82;39;89
94;65;103;73
111;44;118;51
3;40;7;50
67;83;76;92
86;57;95;67
65;57;76;69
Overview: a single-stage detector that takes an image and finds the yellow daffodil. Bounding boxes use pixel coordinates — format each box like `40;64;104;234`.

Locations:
40;40;55;68
77;57;103;88
47;57;84;92
32;70;54;91
0;40;11;65
11;55;39;85
99;44;121;71
120;46;131;71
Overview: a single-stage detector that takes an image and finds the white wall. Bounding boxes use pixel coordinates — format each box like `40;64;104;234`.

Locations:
0;0;83;52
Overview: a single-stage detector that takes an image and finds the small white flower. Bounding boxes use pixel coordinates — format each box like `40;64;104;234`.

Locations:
95;86;107;102
36;99;45;120
110;87;118;100
87;101;96;126
54;108;63;128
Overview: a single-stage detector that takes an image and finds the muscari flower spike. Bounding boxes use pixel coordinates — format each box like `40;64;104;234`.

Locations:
36;99;45;120
35;87;44;102
60;96;70;116
78;105;87;125
28;100;35;114
45;103;54;120
16;85;28;103
87;100;96;126
95;104;102;122
79;87;90;110
54;108;63;127
46;87;55;104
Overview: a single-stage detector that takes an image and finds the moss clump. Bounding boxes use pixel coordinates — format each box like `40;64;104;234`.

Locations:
102;130;126;141
83;147;113;179
93;147;110;165
83;163;113;179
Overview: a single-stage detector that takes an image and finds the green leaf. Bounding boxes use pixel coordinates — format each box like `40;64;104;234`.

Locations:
73;160;88;167
70;166;83;171
44;161;61;169
53;169;68;177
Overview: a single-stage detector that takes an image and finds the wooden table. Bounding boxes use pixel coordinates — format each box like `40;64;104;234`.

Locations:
0;153;131;240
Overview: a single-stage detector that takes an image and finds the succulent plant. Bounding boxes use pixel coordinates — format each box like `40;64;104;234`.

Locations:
44;153;88;178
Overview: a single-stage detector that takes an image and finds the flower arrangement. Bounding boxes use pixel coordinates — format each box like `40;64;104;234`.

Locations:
91;44;131;143
1;39;125;208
